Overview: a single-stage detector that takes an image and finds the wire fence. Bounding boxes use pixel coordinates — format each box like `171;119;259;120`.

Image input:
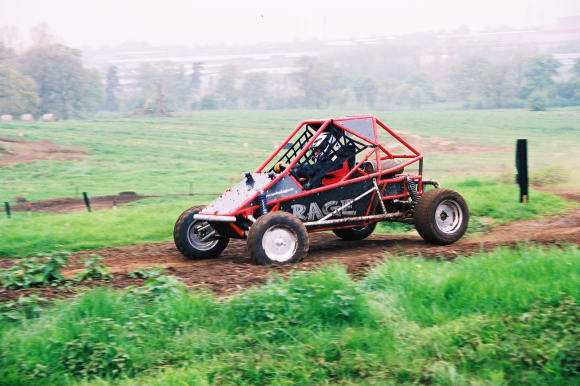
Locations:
1;190;223;217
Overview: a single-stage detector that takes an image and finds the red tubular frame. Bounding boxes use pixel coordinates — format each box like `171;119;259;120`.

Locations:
202;115;424;220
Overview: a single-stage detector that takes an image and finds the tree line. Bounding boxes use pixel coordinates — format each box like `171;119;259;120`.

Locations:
2;35;580;118
0;42;101;119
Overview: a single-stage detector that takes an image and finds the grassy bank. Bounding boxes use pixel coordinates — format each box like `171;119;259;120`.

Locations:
0;245;578;385
0;180;575;258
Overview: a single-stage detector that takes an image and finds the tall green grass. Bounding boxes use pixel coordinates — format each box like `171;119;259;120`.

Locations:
0;245;578;385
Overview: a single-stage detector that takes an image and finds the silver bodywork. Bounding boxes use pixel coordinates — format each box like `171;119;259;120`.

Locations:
201;173;302;215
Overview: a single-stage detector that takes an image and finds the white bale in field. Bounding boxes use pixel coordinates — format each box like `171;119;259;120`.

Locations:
20;114;34;121
41;113;56;121
1;114;13;121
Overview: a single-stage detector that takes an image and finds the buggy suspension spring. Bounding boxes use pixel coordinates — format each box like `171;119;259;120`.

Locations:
406;178;418;201
258;191;268;216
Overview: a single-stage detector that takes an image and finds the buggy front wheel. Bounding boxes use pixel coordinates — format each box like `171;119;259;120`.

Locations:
247;212;309;265
174;206;229;259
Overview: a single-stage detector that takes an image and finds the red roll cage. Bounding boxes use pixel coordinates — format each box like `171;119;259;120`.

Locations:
221;115;424;219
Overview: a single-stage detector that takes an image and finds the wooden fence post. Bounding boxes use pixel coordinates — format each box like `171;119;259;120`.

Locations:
82;192;92;212
516;139;529;203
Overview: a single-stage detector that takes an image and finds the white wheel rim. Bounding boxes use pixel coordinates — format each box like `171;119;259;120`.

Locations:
435;199;463;234
262;225;298;262
187;221;219;251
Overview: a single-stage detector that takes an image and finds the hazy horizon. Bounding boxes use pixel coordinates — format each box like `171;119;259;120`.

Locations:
1;0;580;49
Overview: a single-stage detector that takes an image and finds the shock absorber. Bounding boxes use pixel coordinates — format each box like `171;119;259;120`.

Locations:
406;178;418;202
258;190;268;216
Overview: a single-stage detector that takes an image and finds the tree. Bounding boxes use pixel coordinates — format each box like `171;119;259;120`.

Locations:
241;72;268;108
215;65;240;109
0;42;14;61
572;58;580;79
20;44;102;119
104;65;119;111
134;62;190;112
395;73;437;107
190;62;203;94
448;57;517;108
521;54;561;98
30;23;56;46
448;57;490;101
0;64;38;115
294;57;347;109
352;77;377;107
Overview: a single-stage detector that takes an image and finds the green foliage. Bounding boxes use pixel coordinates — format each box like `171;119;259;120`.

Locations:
241;72;269;108
0;63;39;115
74;255;113;282
19;44;102;119
363;245;580;325
296;57;348;108
448;57;518;108
527;90;548;111
104;65;119;112
353;76;377;106
215;64;240;109
127;275;187;300
0;294;48;322
199;94;219;109
224;266;369;332
1;246;577;385
0;251;69;289
128;266;166;279
522;54;562;98
61;318;131;379
389;296;579;384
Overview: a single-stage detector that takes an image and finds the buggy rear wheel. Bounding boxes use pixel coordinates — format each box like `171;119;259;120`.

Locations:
247;212;309;265
414;189;469;245
333;223;377;241
174;206;229;259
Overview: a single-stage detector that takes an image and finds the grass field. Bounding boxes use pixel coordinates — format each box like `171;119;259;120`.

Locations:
1;108;578;257
1;108;579;203
1;245;578;384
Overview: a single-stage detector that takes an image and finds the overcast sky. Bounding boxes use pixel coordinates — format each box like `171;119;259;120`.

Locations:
1;0;580;48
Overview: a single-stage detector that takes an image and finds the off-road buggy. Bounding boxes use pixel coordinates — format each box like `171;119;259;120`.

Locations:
174;115;469;264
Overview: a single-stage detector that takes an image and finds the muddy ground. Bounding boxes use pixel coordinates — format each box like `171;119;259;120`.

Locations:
0;136;86;167
1;191;578;302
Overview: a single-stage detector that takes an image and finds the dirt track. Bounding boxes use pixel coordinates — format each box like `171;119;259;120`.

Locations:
1;192;579;302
